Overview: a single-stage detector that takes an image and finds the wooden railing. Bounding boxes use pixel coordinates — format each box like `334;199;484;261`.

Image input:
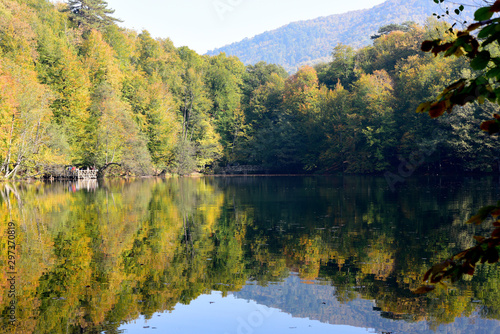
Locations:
77;169;98;179
42;166;100;180
219;165;266;174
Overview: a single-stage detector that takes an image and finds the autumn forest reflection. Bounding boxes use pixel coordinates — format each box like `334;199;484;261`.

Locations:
1;176;500;333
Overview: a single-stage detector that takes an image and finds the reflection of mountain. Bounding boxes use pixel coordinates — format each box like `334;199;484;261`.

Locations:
233;275;500;334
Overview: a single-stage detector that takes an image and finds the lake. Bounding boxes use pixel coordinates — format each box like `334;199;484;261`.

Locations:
1;176;500;333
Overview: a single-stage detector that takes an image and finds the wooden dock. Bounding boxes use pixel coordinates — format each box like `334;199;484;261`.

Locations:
77;169;98;179
42;166;99;180
218;165;267;175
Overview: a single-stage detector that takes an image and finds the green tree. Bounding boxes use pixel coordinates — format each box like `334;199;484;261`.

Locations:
176;47;222;173
238;62;288;165
371;21;415;39
281;66;322;171
204;53;246;162
317;82;351;173
64;0;121;31
316;44;358;90
349;70;396;172
240;72;286;167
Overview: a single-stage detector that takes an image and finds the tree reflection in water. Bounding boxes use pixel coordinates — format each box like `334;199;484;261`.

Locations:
1;176;500;333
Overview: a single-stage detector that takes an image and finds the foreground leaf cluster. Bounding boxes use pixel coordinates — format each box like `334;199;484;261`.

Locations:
415;0;500;293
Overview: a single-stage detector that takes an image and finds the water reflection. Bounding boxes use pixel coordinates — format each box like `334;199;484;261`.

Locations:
67;179;99;192
0;176;500;333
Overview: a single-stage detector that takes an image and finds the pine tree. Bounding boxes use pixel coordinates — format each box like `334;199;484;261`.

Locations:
65;0;121;31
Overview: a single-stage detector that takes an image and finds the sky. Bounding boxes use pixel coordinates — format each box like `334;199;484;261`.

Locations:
104;0;387;54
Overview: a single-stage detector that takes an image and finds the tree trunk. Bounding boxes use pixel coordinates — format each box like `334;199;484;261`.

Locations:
2;114;16;174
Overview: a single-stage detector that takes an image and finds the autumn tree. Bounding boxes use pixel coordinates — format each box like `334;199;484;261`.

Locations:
349;70;396;172
79;30;153;173
0;62;56;179
280;66;322;171
0;0;63;179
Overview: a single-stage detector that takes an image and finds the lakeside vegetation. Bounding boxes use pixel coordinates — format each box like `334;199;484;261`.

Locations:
1;0;499;180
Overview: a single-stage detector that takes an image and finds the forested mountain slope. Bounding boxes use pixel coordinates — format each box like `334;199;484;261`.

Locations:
206;0;475;72
1;0;497;179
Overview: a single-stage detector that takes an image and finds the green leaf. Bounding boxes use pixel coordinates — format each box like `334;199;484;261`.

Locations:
476;76;488;85
482;32;500;47
475;7;494;21
478;24;498;38
486;67;500;79
471;51;491;70
444;45;459;57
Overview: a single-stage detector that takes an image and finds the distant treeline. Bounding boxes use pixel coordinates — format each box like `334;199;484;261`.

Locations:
0;0;498;179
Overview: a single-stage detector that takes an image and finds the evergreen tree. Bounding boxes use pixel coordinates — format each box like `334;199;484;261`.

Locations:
65;0;121;31
370;21;415;39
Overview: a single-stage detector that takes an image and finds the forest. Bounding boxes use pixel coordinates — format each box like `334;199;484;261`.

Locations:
1;0;499;180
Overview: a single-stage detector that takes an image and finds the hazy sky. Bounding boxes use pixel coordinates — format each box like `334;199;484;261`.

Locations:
104;0;387;54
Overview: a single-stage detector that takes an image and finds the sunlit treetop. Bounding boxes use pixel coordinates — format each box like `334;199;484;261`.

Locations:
64;0;121;31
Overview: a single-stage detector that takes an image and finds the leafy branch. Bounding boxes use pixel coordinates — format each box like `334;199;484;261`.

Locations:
418;0;500;131
415;0;500;294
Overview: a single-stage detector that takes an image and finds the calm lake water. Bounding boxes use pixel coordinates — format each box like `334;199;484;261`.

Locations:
1;176;500;333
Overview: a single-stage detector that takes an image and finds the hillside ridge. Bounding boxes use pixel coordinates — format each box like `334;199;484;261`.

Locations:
206;0;476;72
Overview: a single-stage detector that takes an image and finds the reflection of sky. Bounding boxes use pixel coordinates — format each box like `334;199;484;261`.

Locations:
118;291;374;334
118;274;500;334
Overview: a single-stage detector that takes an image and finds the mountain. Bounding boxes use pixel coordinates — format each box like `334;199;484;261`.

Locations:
206;0;476;72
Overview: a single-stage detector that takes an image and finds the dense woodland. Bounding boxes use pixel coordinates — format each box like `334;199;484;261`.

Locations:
0;0;499;179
